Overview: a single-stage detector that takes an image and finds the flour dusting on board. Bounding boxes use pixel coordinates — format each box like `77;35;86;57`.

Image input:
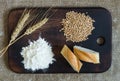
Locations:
21;36;55;71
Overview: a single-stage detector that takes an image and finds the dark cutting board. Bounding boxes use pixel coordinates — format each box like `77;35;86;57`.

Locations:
8;7;112;73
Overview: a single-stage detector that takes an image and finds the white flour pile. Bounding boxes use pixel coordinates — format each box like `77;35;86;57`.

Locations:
21;36;55;71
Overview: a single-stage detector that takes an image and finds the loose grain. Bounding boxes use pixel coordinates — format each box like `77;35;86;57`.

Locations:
61;11;95;42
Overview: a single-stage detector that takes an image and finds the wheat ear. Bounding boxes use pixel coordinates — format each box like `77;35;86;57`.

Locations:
0;9;30;57
24;18;48;35
10;9;30;43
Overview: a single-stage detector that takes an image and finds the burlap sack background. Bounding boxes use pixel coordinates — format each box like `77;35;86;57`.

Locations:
0;0;119;81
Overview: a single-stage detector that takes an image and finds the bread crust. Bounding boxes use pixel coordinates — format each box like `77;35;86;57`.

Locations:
61;45;83;72
73;46;100;64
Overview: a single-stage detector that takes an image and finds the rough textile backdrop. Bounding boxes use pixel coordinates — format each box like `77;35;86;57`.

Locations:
0;0;119;81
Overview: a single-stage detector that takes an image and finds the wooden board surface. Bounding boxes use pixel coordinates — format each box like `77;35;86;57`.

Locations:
8;7;112;73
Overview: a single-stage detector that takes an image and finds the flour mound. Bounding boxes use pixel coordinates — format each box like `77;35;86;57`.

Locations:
21;36;55;71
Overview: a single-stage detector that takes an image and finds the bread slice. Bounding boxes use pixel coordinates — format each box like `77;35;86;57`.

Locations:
73;45;100;64
61;45;83;73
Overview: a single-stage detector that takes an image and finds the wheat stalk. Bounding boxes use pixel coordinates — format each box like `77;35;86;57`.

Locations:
0;18;49;57
11;18;48;45
8;18;48;46
0;8;53;57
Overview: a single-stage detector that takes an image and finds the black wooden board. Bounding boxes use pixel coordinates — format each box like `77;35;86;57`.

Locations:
8;7;112;73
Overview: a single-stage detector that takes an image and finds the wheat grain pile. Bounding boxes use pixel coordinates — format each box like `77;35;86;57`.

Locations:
61;11;95;42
